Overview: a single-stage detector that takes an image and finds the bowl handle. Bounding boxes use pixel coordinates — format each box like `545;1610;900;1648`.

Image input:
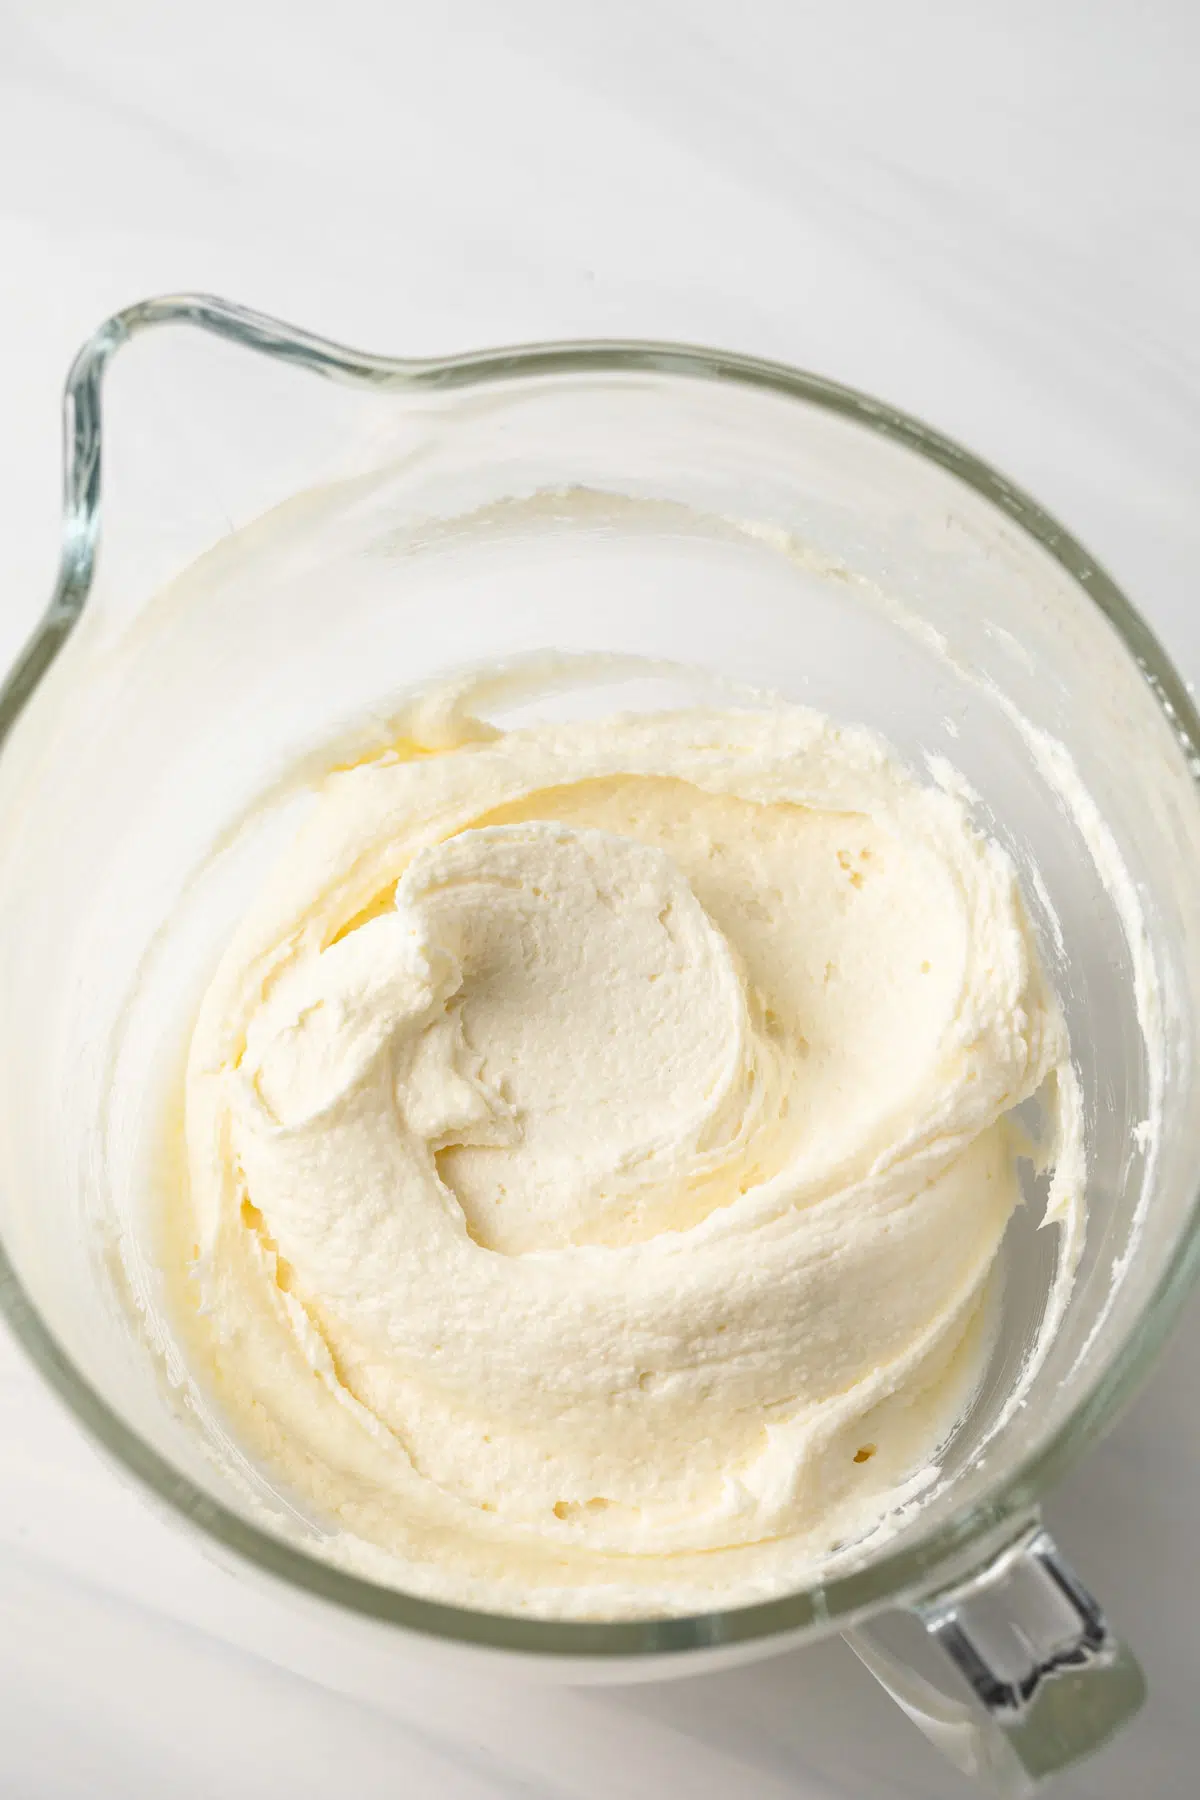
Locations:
843;1519;1145;1794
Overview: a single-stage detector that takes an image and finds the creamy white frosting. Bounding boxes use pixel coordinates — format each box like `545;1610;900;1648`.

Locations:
179;690;1081;1617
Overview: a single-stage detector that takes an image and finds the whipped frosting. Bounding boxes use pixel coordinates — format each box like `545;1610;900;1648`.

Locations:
179;687;1081;1617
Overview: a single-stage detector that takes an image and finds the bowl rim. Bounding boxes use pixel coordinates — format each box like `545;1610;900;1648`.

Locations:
2;291;1199;1659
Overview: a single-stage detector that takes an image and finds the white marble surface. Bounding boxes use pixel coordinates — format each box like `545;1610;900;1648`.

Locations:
2;3;1199;1795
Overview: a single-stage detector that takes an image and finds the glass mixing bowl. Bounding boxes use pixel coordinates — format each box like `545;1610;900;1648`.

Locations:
1;296;1198;1795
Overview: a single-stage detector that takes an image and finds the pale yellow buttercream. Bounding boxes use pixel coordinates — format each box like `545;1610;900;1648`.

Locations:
177;691;1080;1617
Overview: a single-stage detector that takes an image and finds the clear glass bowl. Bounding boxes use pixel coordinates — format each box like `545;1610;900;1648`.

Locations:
1;296;1197;1791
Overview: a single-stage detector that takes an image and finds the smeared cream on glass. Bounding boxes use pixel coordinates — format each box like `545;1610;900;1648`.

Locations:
180;684;1082;1617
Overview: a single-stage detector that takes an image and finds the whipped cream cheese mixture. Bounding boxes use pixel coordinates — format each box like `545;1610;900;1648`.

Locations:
176;677;1082;1617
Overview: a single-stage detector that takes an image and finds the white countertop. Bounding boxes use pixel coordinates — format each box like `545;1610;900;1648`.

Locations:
2;3;1199;1795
